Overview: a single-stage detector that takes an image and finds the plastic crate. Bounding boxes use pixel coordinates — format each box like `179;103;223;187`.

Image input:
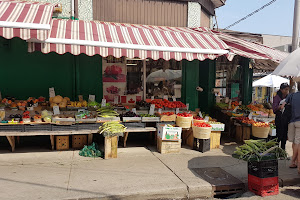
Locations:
248;160;278;178
52;124;78;131
193;138;210;153
123;122;145;128
248;174;278;187
77;123;100;131
248;182;279;197
0;124;24;132
24;124;51;132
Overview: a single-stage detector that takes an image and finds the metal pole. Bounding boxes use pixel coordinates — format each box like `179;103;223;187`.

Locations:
143;59;147;100
292;0;300;51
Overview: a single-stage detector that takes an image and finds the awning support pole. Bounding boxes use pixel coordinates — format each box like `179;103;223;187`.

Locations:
143;59;147;101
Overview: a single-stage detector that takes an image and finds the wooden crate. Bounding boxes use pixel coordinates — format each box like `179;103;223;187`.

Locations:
56;136;69;150
159;114;176;122
157;138;181;154
236;125;251;142
210;131;221;149
72;135;88;149
104;136;118;159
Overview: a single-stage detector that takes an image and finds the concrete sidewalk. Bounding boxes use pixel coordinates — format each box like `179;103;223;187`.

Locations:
0;140;299;200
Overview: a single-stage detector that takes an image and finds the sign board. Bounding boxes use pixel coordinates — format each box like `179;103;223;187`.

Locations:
78;95;83;102
172;96;176;102
149;104;155;115
186;103;189;111
114;96;119;104
49;87;55;98
89;95;95;102
101;99;106;107
132;108;137;114
248;112;253;119
158;108;162;114
151;96;154;101
233;106;239;113
199;111;203;118
53;106;60;115
163;95;168;100
157;124;182;140
176;108;180;114
204;116;209;122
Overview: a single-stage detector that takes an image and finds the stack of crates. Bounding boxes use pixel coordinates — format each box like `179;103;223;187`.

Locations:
247;159;279;197
193;138;210;153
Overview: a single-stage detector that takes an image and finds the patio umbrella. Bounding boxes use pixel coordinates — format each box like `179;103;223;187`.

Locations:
253;74;289;88
146;69;182;82
273;48;300;77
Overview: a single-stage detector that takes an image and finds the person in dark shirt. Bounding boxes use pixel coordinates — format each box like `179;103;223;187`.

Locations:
272;83;290;150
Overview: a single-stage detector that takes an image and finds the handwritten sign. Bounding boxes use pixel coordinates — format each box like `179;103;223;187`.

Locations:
101;99;106;107
149;104;155;115
89;95;95;102
248;112;253;119
199;111;203;118
186;103;189;111
114;96;119;105
158;108;162;114
204;116;209;122
78;95;83;102
172;96;176;102
233;106;239;113
53;106;60;115
49;87;55;98
176;108;180;114
132;108;137;114
163;95;168;100
151;96;154;101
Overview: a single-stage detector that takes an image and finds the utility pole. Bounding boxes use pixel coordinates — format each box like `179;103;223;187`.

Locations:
291;0;300;92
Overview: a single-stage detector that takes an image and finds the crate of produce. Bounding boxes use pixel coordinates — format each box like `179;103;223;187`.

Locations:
252;123;270;138
157;124;182;140
248;182;279;197
176;113;193;128
192;126;211;139
122;117;142;122
123;122;145;128
248;159;278;178
24;124;51;132
157;138;181;154
56;135;70;150
193;138;210;153
141;116;161;122
77;123;100;131
158;113;176;122
0;124;24;132
72;135;88;149
52;124;78;131
97;117;121;123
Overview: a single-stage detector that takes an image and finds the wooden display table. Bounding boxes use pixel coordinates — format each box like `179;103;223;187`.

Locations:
122;127;157;147
0;130;94;152
186;131;222;149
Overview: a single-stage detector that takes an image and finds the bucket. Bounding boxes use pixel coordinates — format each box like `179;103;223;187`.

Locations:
176;116;193;128
192;126;212;139
252;126;270;138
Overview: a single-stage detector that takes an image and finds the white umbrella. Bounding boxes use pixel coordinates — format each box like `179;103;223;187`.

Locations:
146;69;182;82
253;74;289;88
273;48;300;77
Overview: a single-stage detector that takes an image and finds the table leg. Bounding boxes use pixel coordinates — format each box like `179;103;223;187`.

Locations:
6;136;15;152
123;132;128;148
50;135;55;150
88;134;93;145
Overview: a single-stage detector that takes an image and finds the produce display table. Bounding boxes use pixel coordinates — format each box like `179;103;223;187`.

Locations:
123;127;156;147
0;130;94;152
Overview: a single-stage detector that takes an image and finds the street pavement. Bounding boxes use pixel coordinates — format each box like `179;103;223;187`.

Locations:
0;136;299;200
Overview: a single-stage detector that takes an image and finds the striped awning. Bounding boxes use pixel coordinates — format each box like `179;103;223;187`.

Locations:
28;19;230;61
0;0;57;40
192;28;289;62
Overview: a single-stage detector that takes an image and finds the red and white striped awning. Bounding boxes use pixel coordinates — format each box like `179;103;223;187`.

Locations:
0;0;57;40
28;19;230;61
192;28;289;62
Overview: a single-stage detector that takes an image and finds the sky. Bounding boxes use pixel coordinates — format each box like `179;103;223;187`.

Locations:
215;0;294;36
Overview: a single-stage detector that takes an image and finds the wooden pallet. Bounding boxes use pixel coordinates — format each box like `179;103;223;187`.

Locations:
157;138;181;154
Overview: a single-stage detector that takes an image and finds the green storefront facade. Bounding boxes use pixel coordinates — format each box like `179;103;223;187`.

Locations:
0;37;253;114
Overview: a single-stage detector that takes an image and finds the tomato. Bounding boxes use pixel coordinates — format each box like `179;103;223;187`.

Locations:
193;122;211;127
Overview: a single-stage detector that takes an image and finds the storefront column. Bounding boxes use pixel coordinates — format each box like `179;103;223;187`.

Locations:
241;58;253;105
198;59;216;114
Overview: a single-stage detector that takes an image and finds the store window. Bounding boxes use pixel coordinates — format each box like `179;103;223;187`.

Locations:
102;57;182;104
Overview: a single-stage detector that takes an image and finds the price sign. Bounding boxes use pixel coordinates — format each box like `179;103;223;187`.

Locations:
248;112;253;119
53;106;60;115
78;108;86;113
132;108;137;114
149;104;155;115
49;87;55;98
176;108;180;114
158;108;162;114
204;116;209;122
253;117;257;122
199;111;203;118
163;95;168;100
172;96;176;102
233;106;239;113
151;96;154;101
239;101;242;105
89;95;95;102
101;99;106;107
27;107;34;111
228;100;232;109
78;95;83;102
114;96;119;105
225;97;229;103
186;103;189;111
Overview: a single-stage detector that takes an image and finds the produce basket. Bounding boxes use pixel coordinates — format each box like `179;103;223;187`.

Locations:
176;116;193;128
193;119;205;124
232;113;244;117
252;126;270;138
192;126;212;139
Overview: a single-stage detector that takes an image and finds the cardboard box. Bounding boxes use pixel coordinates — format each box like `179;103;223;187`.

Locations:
142;117;161;122
269;128;276;136
122;117;142;122
157;124;182;140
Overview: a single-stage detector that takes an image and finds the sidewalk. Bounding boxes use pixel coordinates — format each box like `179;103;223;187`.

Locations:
0;139;299;200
